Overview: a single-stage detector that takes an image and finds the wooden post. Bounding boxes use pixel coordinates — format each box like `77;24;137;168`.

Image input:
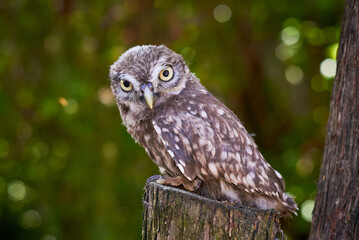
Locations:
142;182;281;240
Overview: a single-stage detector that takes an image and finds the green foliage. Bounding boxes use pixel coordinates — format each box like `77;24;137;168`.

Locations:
0;0;344;239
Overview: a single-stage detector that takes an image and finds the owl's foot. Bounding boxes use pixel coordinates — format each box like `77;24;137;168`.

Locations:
146;175;162;184
157;176;202;192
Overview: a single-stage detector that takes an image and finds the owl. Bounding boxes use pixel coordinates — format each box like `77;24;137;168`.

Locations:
109;45;298;217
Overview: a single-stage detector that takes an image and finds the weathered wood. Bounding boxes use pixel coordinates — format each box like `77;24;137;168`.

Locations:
142;182;281;240
309;0;359;239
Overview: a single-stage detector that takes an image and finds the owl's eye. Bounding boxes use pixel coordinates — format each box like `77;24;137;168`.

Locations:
120;79;133;92
159;67;174;81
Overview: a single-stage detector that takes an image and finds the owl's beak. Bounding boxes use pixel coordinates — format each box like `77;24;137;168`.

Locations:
141;83;154;109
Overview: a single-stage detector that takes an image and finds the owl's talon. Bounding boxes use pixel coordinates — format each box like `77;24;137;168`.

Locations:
146;175;162;184
194;179;202;191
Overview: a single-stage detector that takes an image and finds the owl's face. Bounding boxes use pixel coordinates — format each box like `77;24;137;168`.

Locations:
109;45;193;122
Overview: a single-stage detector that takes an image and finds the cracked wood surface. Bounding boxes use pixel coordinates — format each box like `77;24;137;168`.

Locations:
142;182;281;240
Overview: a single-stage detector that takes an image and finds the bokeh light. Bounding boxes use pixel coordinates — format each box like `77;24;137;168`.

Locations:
281;26;300;45
98;88;115;106
327;43;339;59
320;58;337;78
275;43;296;61
7;180;26;201
213;5;232;23
63;99;79;114
301;200;315;222
22;210;42;229
285;65;304;85
41;235;57;240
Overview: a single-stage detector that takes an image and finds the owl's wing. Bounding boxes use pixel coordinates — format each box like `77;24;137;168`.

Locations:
152;94;286;199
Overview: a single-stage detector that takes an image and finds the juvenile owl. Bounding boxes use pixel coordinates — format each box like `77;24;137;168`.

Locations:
109;45;298;217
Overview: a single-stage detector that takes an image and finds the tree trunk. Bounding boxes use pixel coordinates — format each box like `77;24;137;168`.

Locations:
142;182;281;240
309;0;359;239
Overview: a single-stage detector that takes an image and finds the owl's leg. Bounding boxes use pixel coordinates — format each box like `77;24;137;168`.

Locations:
157;176;202;192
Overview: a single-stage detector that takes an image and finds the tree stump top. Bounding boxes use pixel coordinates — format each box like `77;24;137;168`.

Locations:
142;182;281;240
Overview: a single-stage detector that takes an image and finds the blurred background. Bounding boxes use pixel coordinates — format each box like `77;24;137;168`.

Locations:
0;0;344;239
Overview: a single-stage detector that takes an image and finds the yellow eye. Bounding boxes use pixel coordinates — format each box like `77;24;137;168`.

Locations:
159;67;174;81
120;79;133;92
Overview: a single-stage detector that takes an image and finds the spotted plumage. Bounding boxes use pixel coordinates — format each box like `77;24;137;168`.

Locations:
109;45;298;217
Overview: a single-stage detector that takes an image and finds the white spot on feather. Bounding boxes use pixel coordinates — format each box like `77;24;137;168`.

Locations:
235;152;241;162
220;180;238;201
200;110;207;118
144;134;151;143
167;150;175;158
233;129;239;137
179;160;186;167
242;176;248;186
230;173;237;183
217;108;225;115
245;145;253;155
182;137;190;146
274;170;283;179
177;164;185;175
220;151;228;160
224;173;231;182
208;162;219;177
246;173;256;187
244;134;252;146
201;167;208;175
153;123;161;134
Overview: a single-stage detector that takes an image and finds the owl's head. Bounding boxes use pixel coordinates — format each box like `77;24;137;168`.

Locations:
109;45;194;121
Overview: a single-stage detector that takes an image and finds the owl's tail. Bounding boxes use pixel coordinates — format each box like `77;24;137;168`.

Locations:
279;193;298;218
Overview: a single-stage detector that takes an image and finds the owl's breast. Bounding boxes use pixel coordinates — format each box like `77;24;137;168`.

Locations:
128;118;180;177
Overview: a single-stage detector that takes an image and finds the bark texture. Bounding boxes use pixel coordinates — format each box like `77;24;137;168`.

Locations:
309;0;359;239
142;182;281;240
